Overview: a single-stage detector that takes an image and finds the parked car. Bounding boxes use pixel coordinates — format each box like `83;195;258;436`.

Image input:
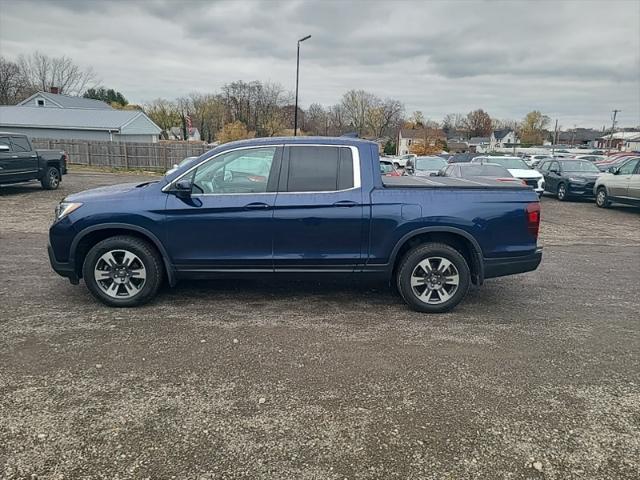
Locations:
380;159;402;176
574;154;606;162
594;157;640;208
524;154;552;168
0;132;67;190
537;159;601;201
406;156;448;176
48;137;542;313
393;153;416;168
471;156;544;196
595;155;639;172
447;152;479;164
439;163;525;186
166;156;199;175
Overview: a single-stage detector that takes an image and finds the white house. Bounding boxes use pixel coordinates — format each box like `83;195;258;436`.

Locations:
623;133;640;152
0;91;162;143
489;129;519;150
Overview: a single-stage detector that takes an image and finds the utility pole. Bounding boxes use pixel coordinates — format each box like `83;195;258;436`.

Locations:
552;119;558;156
607;109;621;155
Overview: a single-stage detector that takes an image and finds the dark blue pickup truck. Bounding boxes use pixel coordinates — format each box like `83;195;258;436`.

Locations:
48;137;542;313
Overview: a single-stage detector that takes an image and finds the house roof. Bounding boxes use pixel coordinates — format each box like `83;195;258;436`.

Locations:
0;106;161;133
492;129;513;140
598;131;640;140
469;136;490;144
17;92;113;110
399;128;445;139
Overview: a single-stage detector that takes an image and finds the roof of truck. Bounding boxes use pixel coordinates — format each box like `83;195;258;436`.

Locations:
214;136;378;151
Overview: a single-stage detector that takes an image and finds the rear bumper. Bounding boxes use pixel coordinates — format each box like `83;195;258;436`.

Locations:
47;243;79;284
483;248;542;279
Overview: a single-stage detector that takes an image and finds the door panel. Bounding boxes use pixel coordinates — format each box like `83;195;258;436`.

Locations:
611;159;638;197
163;146;282;271
272;145;364;271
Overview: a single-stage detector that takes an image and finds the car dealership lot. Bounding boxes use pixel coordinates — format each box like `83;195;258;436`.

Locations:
1;173;639;479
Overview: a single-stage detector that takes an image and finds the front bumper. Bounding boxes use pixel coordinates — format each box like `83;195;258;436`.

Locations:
483;248;543;279
567;182;596;197
47;243;79;284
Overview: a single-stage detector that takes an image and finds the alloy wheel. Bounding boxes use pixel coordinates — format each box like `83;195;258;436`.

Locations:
596;190;607;207
558;184;566;200
50;170;60;188
410;257;460;304
93;249;146;298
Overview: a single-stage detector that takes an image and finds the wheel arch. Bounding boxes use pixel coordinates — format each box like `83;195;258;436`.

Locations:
71;223;176;286
389;227;484;285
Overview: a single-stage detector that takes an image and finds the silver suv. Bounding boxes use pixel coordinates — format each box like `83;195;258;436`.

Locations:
594;157;640;208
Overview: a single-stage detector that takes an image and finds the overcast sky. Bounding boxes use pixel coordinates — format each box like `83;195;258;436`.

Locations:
1;0;638;128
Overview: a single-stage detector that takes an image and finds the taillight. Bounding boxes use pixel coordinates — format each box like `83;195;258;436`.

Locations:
526;202;541;239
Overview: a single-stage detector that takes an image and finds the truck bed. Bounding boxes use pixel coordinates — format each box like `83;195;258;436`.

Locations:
382;175;527;190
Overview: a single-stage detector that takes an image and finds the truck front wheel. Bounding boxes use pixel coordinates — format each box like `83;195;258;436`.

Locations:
397;243;471;313
41;166;61;190
82;235;164;307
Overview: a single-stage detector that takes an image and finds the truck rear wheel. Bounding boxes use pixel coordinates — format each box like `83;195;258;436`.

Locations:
397;243;471;313
82;235;163;307
41;166;61;190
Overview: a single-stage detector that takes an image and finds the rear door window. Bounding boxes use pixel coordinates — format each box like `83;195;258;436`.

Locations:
284;146;355;192
619;159;639;175
10;136;31;152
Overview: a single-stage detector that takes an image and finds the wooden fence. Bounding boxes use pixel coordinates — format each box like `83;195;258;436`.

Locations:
31;138;211;171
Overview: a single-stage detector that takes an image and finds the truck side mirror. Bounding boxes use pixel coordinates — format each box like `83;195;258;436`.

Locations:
173;178;193;197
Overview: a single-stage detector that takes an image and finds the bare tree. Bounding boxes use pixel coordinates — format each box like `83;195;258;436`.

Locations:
341;89;377;136
366;98;404;138
144;99;180;138
17;51;97;95
464;109;493;137
0;56;28;104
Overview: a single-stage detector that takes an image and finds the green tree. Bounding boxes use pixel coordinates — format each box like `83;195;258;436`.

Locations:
383;139;396;155
84;87;128;106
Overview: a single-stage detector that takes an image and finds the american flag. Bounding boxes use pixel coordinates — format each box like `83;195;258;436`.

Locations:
186;114;193;134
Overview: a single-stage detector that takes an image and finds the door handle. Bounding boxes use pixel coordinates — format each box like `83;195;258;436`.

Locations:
333;200;358;207
11;155;18;158
244;202;270;210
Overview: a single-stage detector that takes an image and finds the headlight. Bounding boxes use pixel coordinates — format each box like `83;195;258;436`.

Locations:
54;201;82;221
569;177;587;183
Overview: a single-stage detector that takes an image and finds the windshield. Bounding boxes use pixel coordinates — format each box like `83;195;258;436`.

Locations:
560;160;600;172
380;162;394;173
460;165;511;177
479;157;529;169
415;157;447;170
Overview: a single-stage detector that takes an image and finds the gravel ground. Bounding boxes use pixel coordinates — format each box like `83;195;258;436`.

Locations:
1;172;639;479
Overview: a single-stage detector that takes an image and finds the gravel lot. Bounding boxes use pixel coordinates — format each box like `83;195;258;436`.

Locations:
1;172;639;479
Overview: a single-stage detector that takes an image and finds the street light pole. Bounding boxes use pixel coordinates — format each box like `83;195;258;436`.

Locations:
294;35;311;136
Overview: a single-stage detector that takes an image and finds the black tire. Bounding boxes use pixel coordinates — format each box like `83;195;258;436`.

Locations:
396;243;471;313
557;182;568;201
41;166;61;190
82;235;163;307
595;187;610;208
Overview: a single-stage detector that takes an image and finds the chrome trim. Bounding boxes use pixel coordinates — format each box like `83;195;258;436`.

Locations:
162;145;284;193
163;144;362;196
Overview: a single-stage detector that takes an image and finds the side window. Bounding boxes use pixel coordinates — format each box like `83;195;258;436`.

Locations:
191;147;277;194
444;165;455;176
619;159;639;175
10;136;31;152
549;161;559;172
0;136;12;151
285;146;354;192
538;161;548;172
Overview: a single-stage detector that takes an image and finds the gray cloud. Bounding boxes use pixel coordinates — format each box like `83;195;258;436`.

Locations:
0;0;638;127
